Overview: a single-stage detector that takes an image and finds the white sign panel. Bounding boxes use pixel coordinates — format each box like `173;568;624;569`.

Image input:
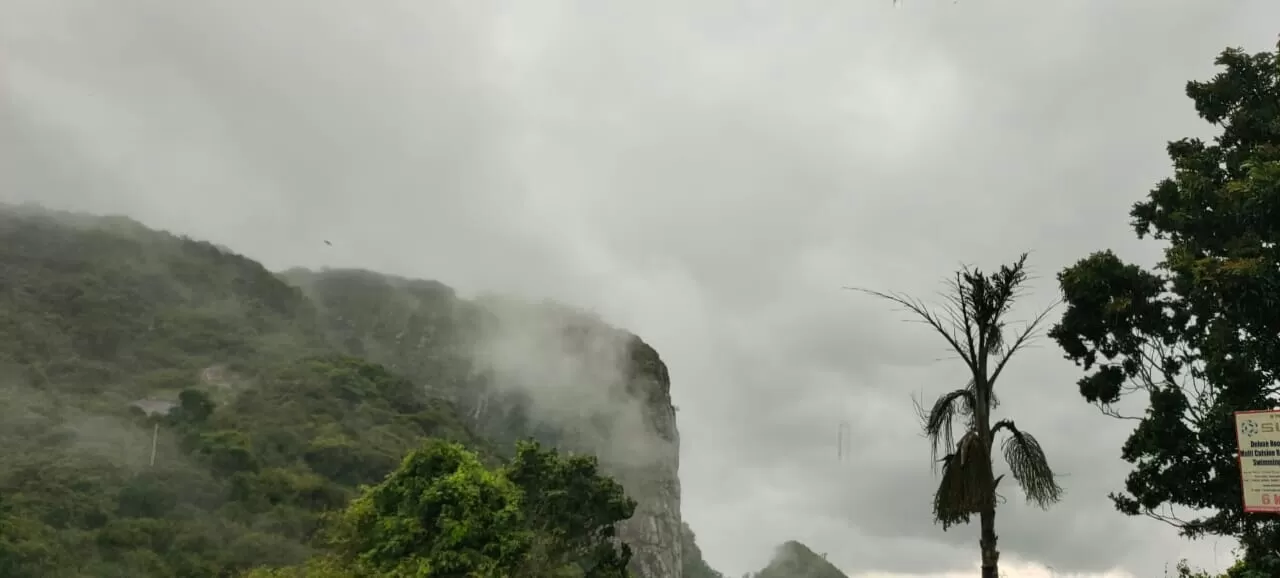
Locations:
1235;409;1280;513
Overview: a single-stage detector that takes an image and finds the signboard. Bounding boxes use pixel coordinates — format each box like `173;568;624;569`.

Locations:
1234;409;1280;513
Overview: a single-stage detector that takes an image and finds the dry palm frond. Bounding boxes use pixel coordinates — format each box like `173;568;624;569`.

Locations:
920;386;976;470
933;432;993;529
993;419;1063;508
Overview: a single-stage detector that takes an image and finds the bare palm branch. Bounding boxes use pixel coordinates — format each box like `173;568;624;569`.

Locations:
938;270;979;364
992;419;1063;508
987;303;1059;389
849;253;1042;387
844;287;977;373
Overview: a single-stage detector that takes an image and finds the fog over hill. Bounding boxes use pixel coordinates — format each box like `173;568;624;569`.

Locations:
5;1;1280;576
0;204;700;577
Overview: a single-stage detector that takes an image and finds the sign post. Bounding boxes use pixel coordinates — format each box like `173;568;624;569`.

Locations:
1234;409;1280;513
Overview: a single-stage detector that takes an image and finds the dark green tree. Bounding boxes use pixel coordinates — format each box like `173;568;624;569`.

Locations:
325;440;531;577
503;440;636;577
0;494;59;578
1171;558;1268;578
176;388;215;424
1049;40;1280;571
852;254;1063;578
252;439;637;577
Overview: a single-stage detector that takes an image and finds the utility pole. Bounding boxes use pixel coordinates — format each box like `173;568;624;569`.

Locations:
149;422;159;467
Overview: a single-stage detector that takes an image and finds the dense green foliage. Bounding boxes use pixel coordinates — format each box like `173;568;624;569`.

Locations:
0;208;344;576
248;440;635;577
0;205;698;577
853;255;1062;578
1049;40;1280;572
1171;558;1261;578
501;441;635;576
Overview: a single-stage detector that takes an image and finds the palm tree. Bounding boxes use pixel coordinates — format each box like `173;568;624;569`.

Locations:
849;253;1063;578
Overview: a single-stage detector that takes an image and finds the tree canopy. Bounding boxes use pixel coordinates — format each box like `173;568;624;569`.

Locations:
249;440;635;577
1049;40;1280;570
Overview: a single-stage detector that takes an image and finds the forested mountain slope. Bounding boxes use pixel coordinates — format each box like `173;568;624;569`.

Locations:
0;204;716;578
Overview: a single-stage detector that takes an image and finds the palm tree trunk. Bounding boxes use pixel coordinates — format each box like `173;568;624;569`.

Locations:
979;506;999;578
977;397;999;578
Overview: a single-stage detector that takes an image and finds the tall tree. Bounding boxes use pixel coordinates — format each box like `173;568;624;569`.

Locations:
326;440;532;577
246;439;637;577
1048;40;1280;572
852;254;1063;578
503;440;635;578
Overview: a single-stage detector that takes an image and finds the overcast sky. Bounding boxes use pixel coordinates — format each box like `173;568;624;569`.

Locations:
2;1;1278;576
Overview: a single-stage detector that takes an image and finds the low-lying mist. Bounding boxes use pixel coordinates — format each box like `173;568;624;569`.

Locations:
470;293;675;472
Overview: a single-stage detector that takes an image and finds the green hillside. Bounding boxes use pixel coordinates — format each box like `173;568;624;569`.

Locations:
0;204;722;577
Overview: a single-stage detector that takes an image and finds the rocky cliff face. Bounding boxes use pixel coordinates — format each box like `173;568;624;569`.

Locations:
462;299;684;578
605;336;682;578
288;271;685;578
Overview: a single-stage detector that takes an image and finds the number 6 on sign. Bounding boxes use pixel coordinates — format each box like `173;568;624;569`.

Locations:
1235;409;1280;514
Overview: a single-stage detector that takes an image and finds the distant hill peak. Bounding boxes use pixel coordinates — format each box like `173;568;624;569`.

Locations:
752;540;849;578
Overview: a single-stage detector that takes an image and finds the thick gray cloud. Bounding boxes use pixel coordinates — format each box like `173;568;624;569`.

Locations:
2;1;1277;576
